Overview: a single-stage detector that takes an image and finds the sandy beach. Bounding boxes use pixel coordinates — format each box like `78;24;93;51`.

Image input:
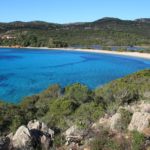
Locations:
26;47;150;60
1;46;150;59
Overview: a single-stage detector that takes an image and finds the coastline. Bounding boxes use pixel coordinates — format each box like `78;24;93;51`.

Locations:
26;47;150;59
1;46;150;59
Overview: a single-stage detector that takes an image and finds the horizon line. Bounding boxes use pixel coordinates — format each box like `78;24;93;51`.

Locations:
0;17;150;24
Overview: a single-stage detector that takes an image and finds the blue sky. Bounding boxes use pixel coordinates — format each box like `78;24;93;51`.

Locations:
0;0;150;23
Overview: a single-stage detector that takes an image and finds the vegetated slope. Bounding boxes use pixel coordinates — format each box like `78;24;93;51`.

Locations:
0;69;149;135
0;17;150;48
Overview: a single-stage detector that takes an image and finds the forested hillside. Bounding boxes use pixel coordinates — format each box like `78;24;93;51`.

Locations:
0;17;150;51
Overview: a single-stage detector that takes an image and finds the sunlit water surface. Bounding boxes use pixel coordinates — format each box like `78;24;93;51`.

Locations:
0;48;150;103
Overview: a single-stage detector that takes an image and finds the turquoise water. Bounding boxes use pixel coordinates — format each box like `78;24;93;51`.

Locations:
0;48;150;103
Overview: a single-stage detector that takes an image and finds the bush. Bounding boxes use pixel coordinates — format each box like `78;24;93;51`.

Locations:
119;108;132;131
89;129;120;150
65;83;92;104
39;84;62;99
131;131;145;150
106;101;120;115
95;70;150;106
74;102;104;127
42;99;78;129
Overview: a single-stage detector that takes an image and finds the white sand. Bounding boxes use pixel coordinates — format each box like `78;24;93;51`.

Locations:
26;47;150;60
1;46;150;59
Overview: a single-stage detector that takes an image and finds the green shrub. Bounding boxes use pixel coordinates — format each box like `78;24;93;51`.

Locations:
74;102;104;127
39;84;62;99
131;131;145;150
119;108;132;131
95;70;150;106
106;101;120;115
42;99;78;129
89;129;120;150
65;83;92;104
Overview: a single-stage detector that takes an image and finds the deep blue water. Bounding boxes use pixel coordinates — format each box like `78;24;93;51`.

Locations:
0;48;150;103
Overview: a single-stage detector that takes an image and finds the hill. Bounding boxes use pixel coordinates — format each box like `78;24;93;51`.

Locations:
0;17;150;51
0;69;150;149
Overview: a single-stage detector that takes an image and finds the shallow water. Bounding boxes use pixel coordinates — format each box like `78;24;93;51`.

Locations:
0;48;150;103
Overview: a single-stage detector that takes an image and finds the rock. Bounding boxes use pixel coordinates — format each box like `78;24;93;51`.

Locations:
12;125;32;149
92;114;111;131
28;120;54;150
128;112;150;132
110;113;122;131
65;125;88;145
99;117;110;128
0;120;54;150
40;135;52;150
122;102;150;114
28;120;41;130
0;137;11;150
40;122;54;139
84;147;91;150
6;132;13;141
142;128;150;137
140;103;150;113
27;120;54;139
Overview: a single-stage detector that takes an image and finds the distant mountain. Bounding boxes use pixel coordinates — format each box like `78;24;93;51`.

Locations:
0;17;150;48
135;18;150;23
94;17;122;23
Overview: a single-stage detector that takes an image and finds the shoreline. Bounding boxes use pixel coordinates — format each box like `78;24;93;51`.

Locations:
1;46;150;59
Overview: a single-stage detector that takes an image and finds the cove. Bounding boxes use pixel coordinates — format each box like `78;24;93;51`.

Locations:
0;47;150;103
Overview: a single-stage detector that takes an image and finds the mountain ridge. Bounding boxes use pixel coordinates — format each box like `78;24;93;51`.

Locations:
0;17;150;48
0;17;150;25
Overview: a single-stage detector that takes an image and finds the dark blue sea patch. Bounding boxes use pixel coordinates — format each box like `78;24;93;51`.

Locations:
0;75;9;81
0;83;9;87
0;73;15;82
42;60;88;69
7;88;16;96
0;55;23;60
81;55;102;60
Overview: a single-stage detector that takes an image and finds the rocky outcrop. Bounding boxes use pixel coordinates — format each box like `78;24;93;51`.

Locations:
128;112;150;132
12;125;32;149
121;102;150;113
92;113;122;132
64;125;88;146
28;120;54;139
0;120;54;150
110;113;122;131
93;102;150;134
27;120;54;150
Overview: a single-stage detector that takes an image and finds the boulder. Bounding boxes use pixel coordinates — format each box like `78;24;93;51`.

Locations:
40;122;54;139
6;132;13;140
0;120;54;150
92;114;110;131
40;134;52;150
128;112;150;132
64;125;88;145
27;120;54;139
27;120;54;150
122;102;150;114
99;117;110;129
28;120;41;130
110;113;122;131
0;137;11;150
139;103;150;113
142;128;150;137
12;125;32;149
